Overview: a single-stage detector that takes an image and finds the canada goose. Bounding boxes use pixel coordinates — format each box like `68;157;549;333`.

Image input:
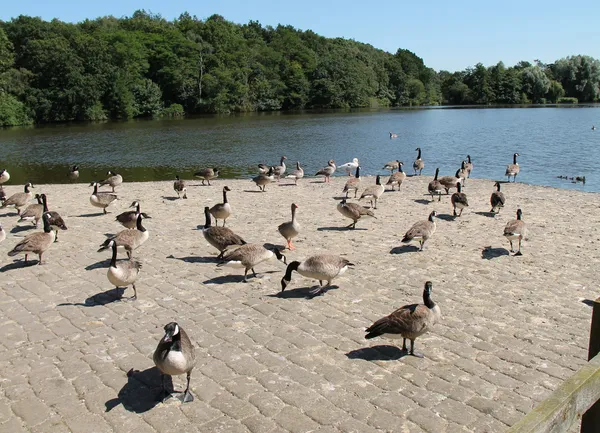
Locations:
338;158;359;176
39;194;68;242
278;203;300;250
386;161;406;191
0;185;5;203
281;255;354;296
451;183;469;217
217;244;287;282
153;322;196;403
98;213;149;258
202;206;246;259
286;162;304;185
116;201;151;229
413;148;424;175
504;208;527;255
315;160;336;183
89;182;118;214
209;186;232;227
8;212;56;264
252;167;275;192
272;156;287;181
106;239;142;300
18;194;44;226
402;211;437;251
194;168;219;185
258;163;270;174
593;125;597;131
1;183;34;215
365;281;441;358
68;165;79;181
505;153;520;182
438;169;462;194
382;160;399;173
174;175;187;199
389;132;399;139
342;166;361;198
490;182;505;214
458;161;468;184
428;168;444;202
360;175;385;209
337;199;376;229
0;169;9;184
0;223;6;243
99;170;123;192
465;155;473;178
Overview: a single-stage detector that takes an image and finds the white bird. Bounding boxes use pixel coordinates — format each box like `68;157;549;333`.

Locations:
338;158;359;176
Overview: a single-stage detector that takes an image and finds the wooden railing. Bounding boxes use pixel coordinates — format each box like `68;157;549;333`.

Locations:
507;297;600;433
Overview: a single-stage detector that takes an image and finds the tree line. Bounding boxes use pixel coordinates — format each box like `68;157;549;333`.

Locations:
1;11;599;126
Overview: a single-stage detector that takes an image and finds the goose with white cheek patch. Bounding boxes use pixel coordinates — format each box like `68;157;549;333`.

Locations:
116;201;151;229
504;208;527;255
99;170;123;192
490;181;505;214
106;240;142;300
1;183;34;215
451;182;469;217
89;182;118;214
401;210;437;251
8;212;56;264
173;175;187;199
202;206;246;259
280;254;353;296
209;186;232;227
217;244;286;282
97;213;149;258
505;153;520;182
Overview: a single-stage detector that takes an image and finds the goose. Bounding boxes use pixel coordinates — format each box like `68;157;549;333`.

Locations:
99;170;123;192
402;210;437;251
39;194;68;242
413;148;425;175
89;182;118;214
504;208;527;255
505;153;520;182
337;199;376;229
257;163;270;174
272;156;287;181
342;166;361;198
106;239;142;300
315;160;336;183
281;255;354;296
438;169;462;194
68;165;79;181
194;168;219;186
97;213;149;258
1;183;34;215
365;281;441;358
8;212;56;264
278;203;300;250
252;167;275;192
209;186;232;227
338;158;359;176
382;160;399;173
451;183;469;217
0;185;5;203
18;194;44;226
0;169;9;184
0;223;5;243
202;206;246;259
389;132;399;139
465;155;473;178
593;125;597;131
458;160;468;184
116;201;151;229
428;168;444;201
286;162;304;185
153;322;196;403
490;182;505;214
386;161;406;191
217;244;287;282
360;175;385;209
173;175;187;199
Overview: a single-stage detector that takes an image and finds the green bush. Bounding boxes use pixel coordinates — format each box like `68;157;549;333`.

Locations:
557;97;578;104
84;101;108;121
160;103;185;118
0;93;33;126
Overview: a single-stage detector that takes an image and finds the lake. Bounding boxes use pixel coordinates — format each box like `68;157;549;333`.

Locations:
1;107;599;191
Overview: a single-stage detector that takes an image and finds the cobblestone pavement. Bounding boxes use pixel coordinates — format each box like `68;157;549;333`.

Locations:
0;176;598;433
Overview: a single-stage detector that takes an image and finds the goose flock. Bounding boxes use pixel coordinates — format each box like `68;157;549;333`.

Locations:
0;150;529;403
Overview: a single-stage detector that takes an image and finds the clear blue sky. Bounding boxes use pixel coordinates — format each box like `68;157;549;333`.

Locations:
1;0;598;72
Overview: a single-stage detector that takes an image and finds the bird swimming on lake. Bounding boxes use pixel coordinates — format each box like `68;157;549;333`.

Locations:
389;132;398;139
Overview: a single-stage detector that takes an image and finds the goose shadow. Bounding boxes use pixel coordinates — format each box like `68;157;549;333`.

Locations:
243;190;267;193
317;226;368;232
414;199;432;205
77;212;106;217
390;245;420;254
10;225;35;234
309;180;327;184
346;345;408;361
160;196;180;201
332;196;349;200
475;211;497;218
0;212;19;218
0;259;39;271
267;285;339;299
167;255;219;264
85;259;110;271
436;213;456;222
58;287;127;307
105;367;168;413
481;246;510;260
278;183;299;187
203;275;244;284
582;299;596;307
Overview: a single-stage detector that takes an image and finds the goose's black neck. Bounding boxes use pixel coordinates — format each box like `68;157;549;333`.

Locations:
223;188;228;203
42;214;52;233
42;195;48;212
457;183;462;193
136;215;146;232
93;183;98;194
135;203;141;213
398;163;404;173
428;212;436;222
455;169;461;178
110;242;118;268
496;183;501;192
284;261;300;280
354;165;360;178
513;154;518;164
417;148;421;159
423;290;435;309
204;207;212;228
434;168;439;180
376;175;381;185
467;155;472;163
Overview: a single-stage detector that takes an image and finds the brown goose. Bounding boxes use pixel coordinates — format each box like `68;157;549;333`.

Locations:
458;160;468;184
382;160;399;173
257;163;270;174
337;199;376;229
505;153;520;182
272;156;287;181
428;168;444;202
89;182;118;214
386;161;406;191
278;203;300;250
451;183;469;217
504;208;527;255
116;201;151;229
286;162;304;185
202;206;246;259
252;167;275;192
438;169;462;194
97;213;149;258
413;148;424;175
18;194;44;226
342;166;361;198
490;181;506;214
401;211;437;251
174;175;187;199
194;168;219;185
217;244;287;282
209;186;232;227
1;183;34;215
8;212;56;264
360;175;385;209
315;160;336;183
106;239;142;300
40;194;68;242
281;255;354;296
465;155;473;178
365;281;441;358
99;170;123;192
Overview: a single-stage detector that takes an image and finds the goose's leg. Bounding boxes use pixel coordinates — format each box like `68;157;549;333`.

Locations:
242;268;249;283
515;238;523;256
38;252;44;265
131;284;137;300
509;240;514;253
179;372;194;403
24;254;28;264
409;339;424;358
402;338;407;351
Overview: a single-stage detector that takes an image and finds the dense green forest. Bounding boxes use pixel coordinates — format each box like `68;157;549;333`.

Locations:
1;11;599;126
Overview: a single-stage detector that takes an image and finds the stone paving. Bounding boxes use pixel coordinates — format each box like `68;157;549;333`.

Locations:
0;176;598;432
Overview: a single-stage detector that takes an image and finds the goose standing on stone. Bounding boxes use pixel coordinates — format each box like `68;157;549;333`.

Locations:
272;156;287;181
360;175;385;209
439;169;462;194
89;182;118;214
209;186;232;227
342;166;361;198
315;160;336;183
153;322;196;403
173;175;187;199
337;199;376;229
8;212;55;264
99;170;123;192
286;162;304;185
194;168;219;186
116;201;151;229
465;155;473;178
401;211;437;251
98;214;149;258
68;165;79;182
365;281;441;358
39;194;68;242
18;194;43;227
504;208;527;255
0;169;9;184
505;153;520;182
451;183;469;217
202;206;246;259
428;168;444;202
281;255;354;296
106;240;142;300
278;203;300;250
1;183;34;215
490;181;506;214
382;160;399;173
252;167;275;192
413;148;425;175
217;244;287;282
386;161;406;191
338;158;359;176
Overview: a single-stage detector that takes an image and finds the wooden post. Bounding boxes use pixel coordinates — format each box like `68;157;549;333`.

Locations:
581;297;600;433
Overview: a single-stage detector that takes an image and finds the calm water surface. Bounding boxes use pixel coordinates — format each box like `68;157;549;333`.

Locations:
1;107;599;192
